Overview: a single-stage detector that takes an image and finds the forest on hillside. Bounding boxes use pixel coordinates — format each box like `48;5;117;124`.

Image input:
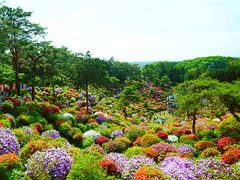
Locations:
0;3;240;180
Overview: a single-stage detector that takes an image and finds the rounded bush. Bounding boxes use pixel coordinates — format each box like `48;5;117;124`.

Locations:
141;134;161;147
194;141;215;151
221;148;240;165
25;147;73;179
0;128;20;155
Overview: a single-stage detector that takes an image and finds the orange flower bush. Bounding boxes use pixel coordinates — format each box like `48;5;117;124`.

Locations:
0;153;20;171
194;141;215;151
134;166;165;180
100;159;118;174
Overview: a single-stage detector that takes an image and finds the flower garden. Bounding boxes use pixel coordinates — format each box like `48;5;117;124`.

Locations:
0;83;239;180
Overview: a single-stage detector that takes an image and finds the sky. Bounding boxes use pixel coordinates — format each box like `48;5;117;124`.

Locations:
5;0;240;62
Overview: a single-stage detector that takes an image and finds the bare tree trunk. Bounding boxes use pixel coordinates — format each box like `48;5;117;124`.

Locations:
32;62;36;100
192;109;197;134
13;48;20;96
86;84;89;113
124;105;127;119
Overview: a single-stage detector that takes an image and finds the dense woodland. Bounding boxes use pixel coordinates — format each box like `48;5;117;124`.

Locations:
0;4;240;180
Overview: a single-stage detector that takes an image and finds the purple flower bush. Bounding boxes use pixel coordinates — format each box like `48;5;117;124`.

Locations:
196;158;234;179
88;95;95;102
41;130;60;139
0;128;20;155
25;147;73;179
161;156;207;180
22;126;34;134
96;116;106;124
105;152;129;173
110;130;124;138
122;155;156;179
177;144;195;155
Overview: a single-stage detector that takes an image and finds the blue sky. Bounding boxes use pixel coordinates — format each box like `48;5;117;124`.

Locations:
5;0;240;61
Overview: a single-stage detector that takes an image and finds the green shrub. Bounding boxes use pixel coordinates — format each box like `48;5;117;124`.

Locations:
148;124;163;133
124;146;143;158
83;137;95;148
14;105;30;116
219;115;240;138
1;100;14;113
124;126;146;142
67;153;106;180
141;133;161;147
58;122;72;136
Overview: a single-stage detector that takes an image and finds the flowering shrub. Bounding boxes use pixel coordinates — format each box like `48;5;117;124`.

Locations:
194;141;215;151
83;130;100;140
196;158;235;179
1;100;14;113
200;147;220;157
219;115;240;138
82;137;95;148
83;144;105;155
67;153;106;180
122;155;156;179
141;133;161;147
157;131;168;139
133;137;142;146
22;126;34;134
25;147;73;179
217;137;234;152
124;146;143;158
125;126;146;142
173;128;191;137
167;135;178;143
100;159;118;174
20;140;49;163
134;166;165;180
60;113;74;122
161;156;206;179
95;135;109;145
141;147;157;159
95;116;106;124
102;140;116;153
105;152;128;173
110;130;124;138
151;142;177;155
221;148;240;165
0;153;21;171
113;137;131;153
177;144;195;157
41;130;60;139
0;128;20;155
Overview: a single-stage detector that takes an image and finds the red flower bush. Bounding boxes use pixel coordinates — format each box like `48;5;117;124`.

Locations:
95;135;109;145
221;148;240;164
43;105;60;114
217;137;234;152
173;128;191;137
157;131;168;139
100;159;118;174
34;123;43;133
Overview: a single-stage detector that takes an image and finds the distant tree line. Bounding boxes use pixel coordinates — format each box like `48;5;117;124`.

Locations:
142;56;240;85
